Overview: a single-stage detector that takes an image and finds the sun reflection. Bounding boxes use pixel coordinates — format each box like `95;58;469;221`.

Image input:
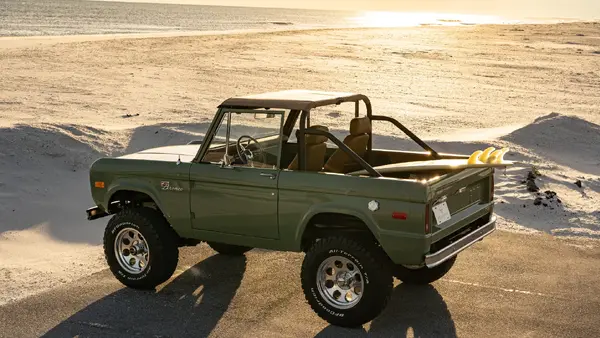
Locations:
350;11;504;28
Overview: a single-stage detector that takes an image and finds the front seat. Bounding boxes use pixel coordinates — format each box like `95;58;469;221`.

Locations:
287;125;329;172
323;117;371;173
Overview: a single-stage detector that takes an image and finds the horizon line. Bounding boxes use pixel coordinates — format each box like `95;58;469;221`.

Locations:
88;0;598;22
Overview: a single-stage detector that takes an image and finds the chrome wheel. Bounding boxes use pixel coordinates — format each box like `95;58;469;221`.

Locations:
114;226;149;274
316;255;364;309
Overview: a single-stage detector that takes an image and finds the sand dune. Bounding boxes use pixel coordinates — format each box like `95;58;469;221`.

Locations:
1;22;600;305
0;121;209;304
502;113;600;175
493;114;600;240
1;115;598;305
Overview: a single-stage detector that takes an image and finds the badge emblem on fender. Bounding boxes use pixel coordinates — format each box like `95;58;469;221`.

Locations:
161;181;183;192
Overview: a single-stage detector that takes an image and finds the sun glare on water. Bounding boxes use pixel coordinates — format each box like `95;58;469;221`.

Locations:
351;11;506;27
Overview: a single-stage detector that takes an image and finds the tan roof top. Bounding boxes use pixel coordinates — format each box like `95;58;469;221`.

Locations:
218;90;367;111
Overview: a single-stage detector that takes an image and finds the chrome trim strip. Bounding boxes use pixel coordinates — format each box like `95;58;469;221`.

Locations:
425;215;497;268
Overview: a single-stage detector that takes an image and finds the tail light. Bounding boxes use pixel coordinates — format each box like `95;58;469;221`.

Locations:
425;203;431;233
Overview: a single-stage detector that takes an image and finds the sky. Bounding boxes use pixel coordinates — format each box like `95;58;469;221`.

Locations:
100;0;600;19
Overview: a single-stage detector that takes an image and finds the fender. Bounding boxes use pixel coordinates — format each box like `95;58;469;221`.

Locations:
294;202;383;250
103;178;167;217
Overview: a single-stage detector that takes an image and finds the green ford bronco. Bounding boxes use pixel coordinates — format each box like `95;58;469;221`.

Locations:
87;90;498;327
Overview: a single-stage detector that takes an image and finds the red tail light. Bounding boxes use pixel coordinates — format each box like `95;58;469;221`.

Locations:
425;203;430;233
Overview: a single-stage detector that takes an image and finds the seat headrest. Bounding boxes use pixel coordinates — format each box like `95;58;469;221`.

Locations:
350;117;371;136
296;125;329;145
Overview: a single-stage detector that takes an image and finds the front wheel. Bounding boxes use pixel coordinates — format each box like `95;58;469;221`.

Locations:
301;237;393;327
393;256;457;285
103;207;179;290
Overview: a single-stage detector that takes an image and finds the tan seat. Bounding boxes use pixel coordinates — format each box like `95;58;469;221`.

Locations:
287;125;329;172
323;117;371;173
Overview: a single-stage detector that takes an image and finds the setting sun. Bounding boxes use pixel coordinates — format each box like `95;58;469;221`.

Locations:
99;0;600;20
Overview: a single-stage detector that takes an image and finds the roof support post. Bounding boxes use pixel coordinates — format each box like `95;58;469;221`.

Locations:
193;107;224;163
298;110;309;171
363;98;374;157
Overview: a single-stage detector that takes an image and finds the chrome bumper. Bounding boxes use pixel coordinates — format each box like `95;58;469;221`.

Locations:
425;215;497;268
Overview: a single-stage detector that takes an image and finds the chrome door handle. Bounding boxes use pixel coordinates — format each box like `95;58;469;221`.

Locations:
260;173;277;180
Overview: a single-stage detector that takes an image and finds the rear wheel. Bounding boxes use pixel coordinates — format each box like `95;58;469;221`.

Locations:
393;256;456;285
207;242;252;256
301;236;393;327
103;207;179;289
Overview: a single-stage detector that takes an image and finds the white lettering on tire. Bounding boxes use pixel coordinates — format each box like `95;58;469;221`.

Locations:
311;287;344;317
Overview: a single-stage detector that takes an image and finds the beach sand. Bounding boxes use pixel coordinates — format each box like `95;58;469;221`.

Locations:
1;22;599;305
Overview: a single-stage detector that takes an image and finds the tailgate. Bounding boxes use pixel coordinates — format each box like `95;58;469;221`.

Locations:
427;167;494;240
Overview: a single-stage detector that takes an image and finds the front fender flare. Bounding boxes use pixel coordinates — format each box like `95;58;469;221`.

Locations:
103;178;167;217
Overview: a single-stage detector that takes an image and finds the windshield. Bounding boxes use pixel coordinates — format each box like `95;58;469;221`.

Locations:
210;111;284;147
201;110;285;166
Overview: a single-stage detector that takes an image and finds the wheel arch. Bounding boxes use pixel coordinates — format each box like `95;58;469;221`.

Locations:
298;208;381;252
107;190;162;213
104;181;165;216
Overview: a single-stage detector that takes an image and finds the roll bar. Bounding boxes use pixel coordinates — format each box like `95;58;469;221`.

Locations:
300;128;382;177
368;115;441;159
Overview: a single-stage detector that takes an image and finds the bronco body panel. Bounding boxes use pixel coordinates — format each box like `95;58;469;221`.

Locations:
88;90;498;267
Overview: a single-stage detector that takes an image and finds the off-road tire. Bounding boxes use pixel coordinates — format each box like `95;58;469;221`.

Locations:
393;256;456;285
207;242;252;256
103;207;179;290
301;236;393;327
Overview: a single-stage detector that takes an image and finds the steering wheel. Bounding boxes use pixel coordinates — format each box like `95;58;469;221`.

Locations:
236;135;265;165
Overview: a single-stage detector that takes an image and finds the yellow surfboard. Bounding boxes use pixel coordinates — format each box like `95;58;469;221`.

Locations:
349;148;513;175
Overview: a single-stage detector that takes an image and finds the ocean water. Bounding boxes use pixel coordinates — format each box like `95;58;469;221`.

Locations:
0;0;351;36
0;0;575;37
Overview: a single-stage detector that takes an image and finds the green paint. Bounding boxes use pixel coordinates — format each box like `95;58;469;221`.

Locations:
88;98;496;266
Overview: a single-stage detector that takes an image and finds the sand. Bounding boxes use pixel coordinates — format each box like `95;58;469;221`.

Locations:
1;22;599;305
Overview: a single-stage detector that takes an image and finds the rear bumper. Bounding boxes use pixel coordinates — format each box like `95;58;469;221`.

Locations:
424;215;496;268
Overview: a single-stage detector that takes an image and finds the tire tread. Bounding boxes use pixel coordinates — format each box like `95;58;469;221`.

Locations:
301;236;393;327
103;207;179;289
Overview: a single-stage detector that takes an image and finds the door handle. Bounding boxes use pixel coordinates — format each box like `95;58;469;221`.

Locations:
260;172;277;180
